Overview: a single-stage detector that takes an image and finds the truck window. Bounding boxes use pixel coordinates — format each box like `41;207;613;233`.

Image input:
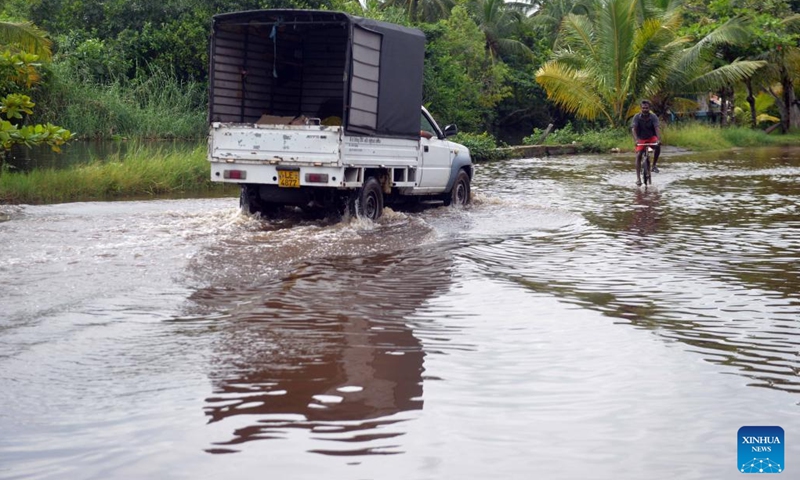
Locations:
421;113;436;138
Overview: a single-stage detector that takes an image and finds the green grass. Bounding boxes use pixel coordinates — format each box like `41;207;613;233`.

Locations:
663;122;800;150
0;142;235;204
33;64;207;140
522;124;632;153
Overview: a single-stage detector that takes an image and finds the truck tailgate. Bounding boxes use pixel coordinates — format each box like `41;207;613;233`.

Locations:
209;123;341;165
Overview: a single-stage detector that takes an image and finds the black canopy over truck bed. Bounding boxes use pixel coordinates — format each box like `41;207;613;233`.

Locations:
209;9;425;139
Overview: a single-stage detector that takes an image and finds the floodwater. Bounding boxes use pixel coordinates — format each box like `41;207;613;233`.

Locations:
0;147;798;479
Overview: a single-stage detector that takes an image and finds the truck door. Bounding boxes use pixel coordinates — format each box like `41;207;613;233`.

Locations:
418;109;452;191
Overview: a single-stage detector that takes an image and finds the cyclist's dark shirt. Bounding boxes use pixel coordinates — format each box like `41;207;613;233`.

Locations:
631;112;659;139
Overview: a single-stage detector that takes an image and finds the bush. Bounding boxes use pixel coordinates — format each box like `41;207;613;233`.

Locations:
452;131;508;162
31;62;206;139
522;123;630;152
574;128;631;152
523;123;580;145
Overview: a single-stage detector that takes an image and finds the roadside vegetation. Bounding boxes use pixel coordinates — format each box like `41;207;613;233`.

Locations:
34;64;207;140
0;143;234;204
663;123;800;151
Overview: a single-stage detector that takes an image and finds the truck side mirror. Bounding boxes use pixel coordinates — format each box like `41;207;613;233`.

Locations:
443;124;458;137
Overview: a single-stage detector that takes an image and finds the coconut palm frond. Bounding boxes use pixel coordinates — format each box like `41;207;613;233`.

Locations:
693;16;751;50
0;21;52;60
557;13;596;55
530;14;561;32
784;48;800;73
535;61;610;122
633;17;662;43
673;18;749;76
552;50;587;69
504;1;537;15
670;96;700;114
754;92;775;112
756;113;780;124
597;0;637;70
685;60;767;91
495;37;535;59
381;0;451;22
780;14;800;31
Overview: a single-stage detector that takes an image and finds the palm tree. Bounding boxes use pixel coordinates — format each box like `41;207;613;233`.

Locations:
381;0;453;22
467;0;535;61
0;21;52;60
529;0;594;48
652;16;766;125
535;0;764;127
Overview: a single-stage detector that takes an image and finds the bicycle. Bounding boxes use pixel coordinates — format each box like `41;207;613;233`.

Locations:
638;142;659;186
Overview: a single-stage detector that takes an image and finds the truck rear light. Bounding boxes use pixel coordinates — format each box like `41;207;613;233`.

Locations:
223;170;247;180
305;173;329;183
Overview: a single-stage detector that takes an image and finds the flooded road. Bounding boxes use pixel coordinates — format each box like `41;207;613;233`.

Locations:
1;147;798;479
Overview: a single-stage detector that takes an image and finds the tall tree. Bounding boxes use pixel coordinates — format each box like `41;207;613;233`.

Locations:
529;0;594;48
380;0;453;22
681;0;799;131
466;0;534;61
423;5;511;131
754;15;800;132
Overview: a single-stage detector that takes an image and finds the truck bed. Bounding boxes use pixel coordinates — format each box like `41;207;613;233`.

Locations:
209;122;420;168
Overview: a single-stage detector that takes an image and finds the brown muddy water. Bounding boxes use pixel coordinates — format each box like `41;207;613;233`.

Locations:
1;147;798;479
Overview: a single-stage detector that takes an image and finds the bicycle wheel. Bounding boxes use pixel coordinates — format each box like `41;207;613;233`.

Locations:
643;152;651;185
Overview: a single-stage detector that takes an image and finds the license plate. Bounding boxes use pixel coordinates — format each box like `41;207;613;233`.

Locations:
278;170;300;188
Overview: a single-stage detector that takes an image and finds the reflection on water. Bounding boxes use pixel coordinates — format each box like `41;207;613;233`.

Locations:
626;188;664;237
474;147;800;396
184;216;451;455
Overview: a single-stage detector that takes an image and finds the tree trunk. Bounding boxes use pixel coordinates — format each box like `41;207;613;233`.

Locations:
774;87;789;133
745;78;757;129
782;73;791;133
720;86;733;127
727;86;735;125
790;90;800;131
778;66;800;132
538;123;555;144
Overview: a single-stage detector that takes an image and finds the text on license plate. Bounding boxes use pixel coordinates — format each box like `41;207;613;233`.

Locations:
278;170;300;188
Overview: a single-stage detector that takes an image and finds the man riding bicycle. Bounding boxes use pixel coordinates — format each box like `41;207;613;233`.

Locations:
631;99;662;186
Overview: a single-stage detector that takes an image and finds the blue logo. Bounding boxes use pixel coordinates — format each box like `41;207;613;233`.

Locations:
738;426;784;474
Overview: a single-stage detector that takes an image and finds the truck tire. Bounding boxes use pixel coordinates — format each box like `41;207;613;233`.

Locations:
445;169;471;206
240;184;281;217
350;177;384;221
239;184;263;215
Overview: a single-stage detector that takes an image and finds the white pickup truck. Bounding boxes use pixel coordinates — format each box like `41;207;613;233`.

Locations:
207;9;472;220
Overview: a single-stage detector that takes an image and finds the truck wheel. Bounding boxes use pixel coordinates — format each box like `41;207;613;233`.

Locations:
447;169;471;206
350;177;384;220
239;184;263;214
240;185;281;217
